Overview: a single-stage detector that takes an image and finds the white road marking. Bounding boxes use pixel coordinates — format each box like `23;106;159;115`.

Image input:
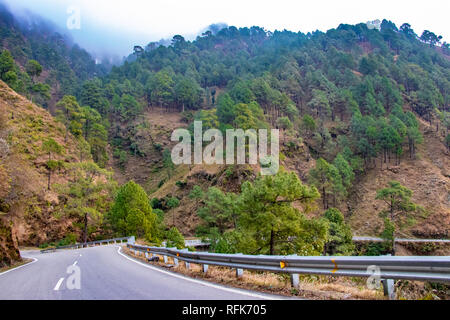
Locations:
73;261;78;266
54;277;65;291
0;257;38;277
116;246;280;300
79;254;82;257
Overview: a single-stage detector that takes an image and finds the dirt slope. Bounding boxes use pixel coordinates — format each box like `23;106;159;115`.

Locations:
0;80;87;248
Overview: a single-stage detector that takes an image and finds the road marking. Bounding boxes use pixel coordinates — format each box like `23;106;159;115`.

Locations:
79;254;82;257
116;246;281;300
0;257;38;277
73;261;78;266
54;277;65;291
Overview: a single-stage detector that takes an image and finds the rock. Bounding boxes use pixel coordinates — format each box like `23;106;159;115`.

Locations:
0;218;21;267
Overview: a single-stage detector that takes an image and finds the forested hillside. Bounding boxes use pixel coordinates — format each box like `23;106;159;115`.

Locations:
85;21;449;246
1;2;449;264
0;3;103;111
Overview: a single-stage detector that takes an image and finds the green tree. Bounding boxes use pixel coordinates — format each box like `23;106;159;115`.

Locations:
174;76;202;112
301;114;316;136
309;158;344;209
109;181;159;242
147;70;175;109
237;170;324;255
216;93;235;124
166;227;185;249
196;187;238;243
25;60;43;82
323;208;354;255
376;181;421;255
380;217;395;254
0;50;17;88
0;50;14;80
333;153;355;193
308;89;330;120
277;116;293;143
55;95;83;142
42;138;64;190
57;162;114;243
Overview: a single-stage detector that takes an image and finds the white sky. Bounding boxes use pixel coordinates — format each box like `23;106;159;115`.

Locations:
3;0;450;58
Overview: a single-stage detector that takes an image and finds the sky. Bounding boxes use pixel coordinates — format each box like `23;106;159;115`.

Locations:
3;0;450;60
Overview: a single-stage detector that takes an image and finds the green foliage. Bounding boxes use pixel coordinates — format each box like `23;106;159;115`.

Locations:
323;208;354;255
236;170;324;255
309;158;344;209
0;50;14;79
376;181;419;220
301;115;316;135
166;227;184;249
196;187;238;239
109;181;159;242
166;197;180;209
380;218;395;253
162;148;175;178
56;162;115;242
195;171;327;256
25;60;42;81
189;185;204;200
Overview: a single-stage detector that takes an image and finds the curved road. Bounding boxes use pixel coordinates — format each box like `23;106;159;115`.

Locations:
0;245;282;300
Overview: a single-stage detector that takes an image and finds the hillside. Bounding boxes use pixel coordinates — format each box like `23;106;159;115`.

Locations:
100;22;449;241
0;79;108;253
0;3;103;111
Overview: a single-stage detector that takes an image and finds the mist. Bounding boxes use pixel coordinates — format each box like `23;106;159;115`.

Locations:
0;0;230;63
1;0;449;63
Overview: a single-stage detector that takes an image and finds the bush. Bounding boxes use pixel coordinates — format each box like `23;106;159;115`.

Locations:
175;180;187;188
166;227;184;249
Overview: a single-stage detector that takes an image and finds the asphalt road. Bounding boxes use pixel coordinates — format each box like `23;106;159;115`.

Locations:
0;245;282;300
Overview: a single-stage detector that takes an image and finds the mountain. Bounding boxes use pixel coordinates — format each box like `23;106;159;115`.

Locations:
0;2;104;111
1;5;450;266
99;22;449;239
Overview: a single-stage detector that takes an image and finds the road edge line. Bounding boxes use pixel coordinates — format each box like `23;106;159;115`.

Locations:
0;257;38;277
116;246;281;300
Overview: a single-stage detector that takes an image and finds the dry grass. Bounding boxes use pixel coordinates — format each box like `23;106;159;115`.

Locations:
122;247;385;300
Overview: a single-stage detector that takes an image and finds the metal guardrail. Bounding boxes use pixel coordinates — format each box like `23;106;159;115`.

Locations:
127;243;450;299
40;236;134;253
353;236;450;243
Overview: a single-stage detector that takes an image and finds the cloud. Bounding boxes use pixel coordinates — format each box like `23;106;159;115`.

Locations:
2;0;449;58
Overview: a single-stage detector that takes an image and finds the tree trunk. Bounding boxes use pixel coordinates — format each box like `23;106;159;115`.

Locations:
269;229;275;255
83;213;88;243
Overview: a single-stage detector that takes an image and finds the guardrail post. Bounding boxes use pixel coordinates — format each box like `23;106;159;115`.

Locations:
202;264;208;273
174;257;179;267
382;279;395;300
381;254;396;300
236;268;243;278
145;252;149;258
290;273;299;289
163;255;168;263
